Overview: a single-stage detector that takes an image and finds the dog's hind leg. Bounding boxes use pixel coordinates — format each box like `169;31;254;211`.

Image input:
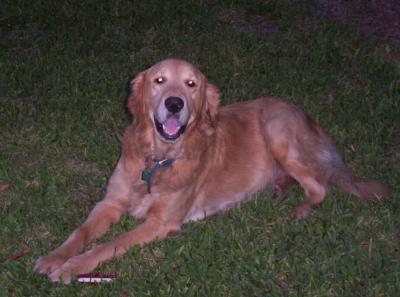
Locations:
271;171;296;202
281;159;327;219
269;136;328;219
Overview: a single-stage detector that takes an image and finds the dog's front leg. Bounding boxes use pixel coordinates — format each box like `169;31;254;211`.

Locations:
48;213;178;284
35;159;131;276
34;201;124;276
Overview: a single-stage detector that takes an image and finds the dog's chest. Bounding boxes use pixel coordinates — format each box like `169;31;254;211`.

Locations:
127;193;156;219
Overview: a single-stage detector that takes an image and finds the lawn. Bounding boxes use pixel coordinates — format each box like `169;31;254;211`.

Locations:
1;0;399;296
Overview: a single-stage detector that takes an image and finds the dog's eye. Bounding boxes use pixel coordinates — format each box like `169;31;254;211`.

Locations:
186;80;196;88
155;77;165;84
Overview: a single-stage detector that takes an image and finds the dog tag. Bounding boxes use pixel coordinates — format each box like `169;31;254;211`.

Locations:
140;158;174;194
141;168;152;182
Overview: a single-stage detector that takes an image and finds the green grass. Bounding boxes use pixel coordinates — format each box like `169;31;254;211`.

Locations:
1;0;399;296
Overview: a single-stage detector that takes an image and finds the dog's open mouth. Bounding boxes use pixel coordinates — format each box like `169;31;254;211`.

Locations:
154;116;187;141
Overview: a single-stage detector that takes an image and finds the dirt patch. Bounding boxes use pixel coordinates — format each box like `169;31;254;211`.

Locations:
219;1;400;45
218;9;279;39
316;0;400;43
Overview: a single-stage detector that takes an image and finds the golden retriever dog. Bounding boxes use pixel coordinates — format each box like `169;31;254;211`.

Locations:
35;59;389;283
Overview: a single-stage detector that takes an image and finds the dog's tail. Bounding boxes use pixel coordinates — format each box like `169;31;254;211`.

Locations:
329;166;389;202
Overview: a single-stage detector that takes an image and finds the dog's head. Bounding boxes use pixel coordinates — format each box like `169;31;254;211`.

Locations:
127;59;219;144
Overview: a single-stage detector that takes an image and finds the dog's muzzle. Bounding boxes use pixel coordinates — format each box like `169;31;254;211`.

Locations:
154;96;188;142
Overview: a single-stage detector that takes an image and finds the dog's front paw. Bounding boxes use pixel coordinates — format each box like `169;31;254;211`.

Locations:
48;257;80;284
291;202;311;219
34;252;67;275
48;254;97;284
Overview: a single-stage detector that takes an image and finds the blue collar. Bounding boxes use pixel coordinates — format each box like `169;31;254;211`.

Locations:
140;158;174;193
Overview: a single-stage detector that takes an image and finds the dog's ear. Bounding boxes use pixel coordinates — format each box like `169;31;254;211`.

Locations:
198;82;220;137
205;82;220;127
127;71;146;119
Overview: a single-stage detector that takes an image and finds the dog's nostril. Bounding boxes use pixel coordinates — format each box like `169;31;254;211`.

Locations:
165;97;184;113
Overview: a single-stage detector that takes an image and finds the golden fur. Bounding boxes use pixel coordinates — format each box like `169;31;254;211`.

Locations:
35;59;389;283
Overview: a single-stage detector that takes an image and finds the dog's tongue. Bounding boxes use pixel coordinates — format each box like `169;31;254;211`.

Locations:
162;117;181;136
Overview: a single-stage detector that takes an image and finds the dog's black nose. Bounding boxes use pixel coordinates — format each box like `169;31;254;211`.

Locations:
165;97;184;113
